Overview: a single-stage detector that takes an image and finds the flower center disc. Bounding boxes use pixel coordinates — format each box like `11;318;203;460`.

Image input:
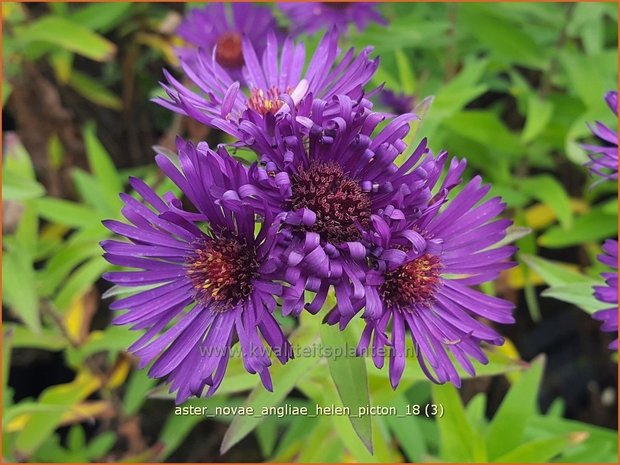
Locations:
381;254;443;309
215;31;244;68
248;86;291;115
290;161;372;244
187;236;258;310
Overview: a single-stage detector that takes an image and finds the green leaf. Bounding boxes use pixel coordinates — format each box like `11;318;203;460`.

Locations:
15;372;99;455
296;418;342;462
271;416;319;461
47;134;64;169
35;198;103;229
569;4;606;55
394;49;416;93
255;419;278;458
497;226;532;248
384;394;428;462
50;49;74;85
5;324;66;351
157;409;204;460
494;435;570;462
541;283;604;314
67;425;86;452
2;328;13;399
350;18;450;53
561;442;616;463
38;239;102;297
158;397;252;460
2;402;67;429
71;170;111;212
460;4;546;68
86;432;116;460
431;59;489;119
401;96;433;152
70;72;123;110
601;198;618;216
560;50;614;109
2;134;36;177
464;392;487;433
83;123;124;212
69;3;132;33
15;200;39;258
538;208;617;248
315;380;386;463
522;95;554;143
2;79;12;107
527;414;618;462
486;357;545;460
521;254;597;287
14;16;116;62
2;250;40;333
102;283;157;299
2;137;45;200
319;321;372;453
65;326;136;368
444;110;523;157
53;256;110;313
220;319;321;454
528;413;618;444
432;383;486;462
1;173;45;200
518;175;573;229
123;370;157;416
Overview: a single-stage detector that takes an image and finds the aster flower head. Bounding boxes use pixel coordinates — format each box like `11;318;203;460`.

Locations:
175;3;278;79
593;239;618;351
224;94;437;319
156;30;379;141
325;156;517;389
584;90;618;184
101;139;292;403
280;2;386;35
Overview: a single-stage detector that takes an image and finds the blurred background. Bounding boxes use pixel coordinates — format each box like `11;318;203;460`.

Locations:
2;2;618;463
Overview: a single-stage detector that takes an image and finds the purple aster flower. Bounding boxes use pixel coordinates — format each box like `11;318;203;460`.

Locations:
280;2;386;35
584;91;618;184
325;156;517;389
101;139;292;403
155;30;379;141
175;3;278;80
223;95;436;320
593;239;618;351
378;88;415;115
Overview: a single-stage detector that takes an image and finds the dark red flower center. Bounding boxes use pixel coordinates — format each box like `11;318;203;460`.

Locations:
187;236;259;310
215;31;244;68
381;254;443;309
290;161;372;244
247;86;293;115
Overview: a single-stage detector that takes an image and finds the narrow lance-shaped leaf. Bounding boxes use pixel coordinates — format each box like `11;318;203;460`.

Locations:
541;284;605;315
518;175;573;229
220;318;322;454
14;16;116;62
319;320;373;454
521;254;597;287
432;383;487;462
485;355;545;460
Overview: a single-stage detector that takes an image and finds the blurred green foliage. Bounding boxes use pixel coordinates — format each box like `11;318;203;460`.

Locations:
2;2;618;463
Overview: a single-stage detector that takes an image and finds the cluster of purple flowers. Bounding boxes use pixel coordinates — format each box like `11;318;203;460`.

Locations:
102;3;517;402
585;91;618;351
